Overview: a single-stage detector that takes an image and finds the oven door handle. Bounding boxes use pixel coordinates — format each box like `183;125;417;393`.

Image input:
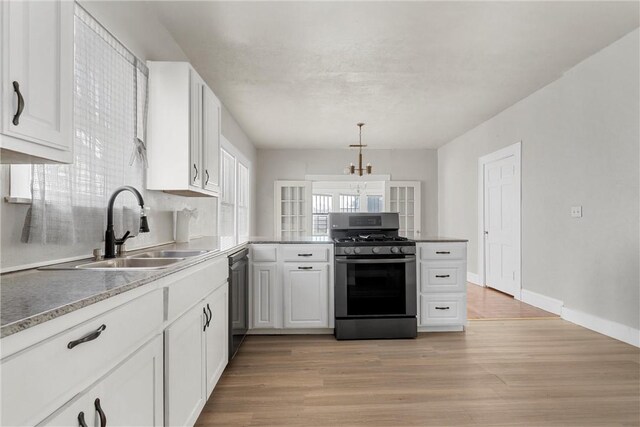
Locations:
335;256;416;264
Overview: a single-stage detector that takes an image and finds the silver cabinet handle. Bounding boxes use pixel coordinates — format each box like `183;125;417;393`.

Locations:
193;163;198;182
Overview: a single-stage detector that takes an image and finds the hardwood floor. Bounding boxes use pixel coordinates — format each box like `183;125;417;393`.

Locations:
196;320;640;426
467;283;557;320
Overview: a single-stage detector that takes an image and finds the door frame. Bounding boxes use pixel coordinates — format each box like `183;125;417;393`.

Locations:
477;141;522;299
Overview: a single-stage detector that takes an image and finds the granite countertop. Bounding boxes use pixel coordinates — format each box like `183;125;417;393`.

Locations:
0;237;248;339
1;234;462;338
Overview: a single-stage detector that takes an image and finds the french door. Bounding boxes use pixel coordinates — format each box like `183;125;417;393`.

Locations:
384;181;421;238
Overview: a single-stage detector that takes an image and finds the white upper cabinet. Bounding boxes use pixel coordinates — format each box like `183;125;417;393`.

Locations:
146;62;221;197
0;0;74;164
202;86;221;194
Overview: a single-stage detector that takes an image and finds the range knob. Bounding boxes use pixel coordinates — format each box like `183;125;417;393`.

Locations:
391;247;400;254
343;247;353;255
372;247;380;254
354;247;361;254
401;246;412;254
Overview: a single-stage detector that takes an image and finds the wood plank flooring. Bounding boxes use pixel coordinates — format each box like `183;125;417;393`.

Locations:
196;320;640;426
467;283;557;320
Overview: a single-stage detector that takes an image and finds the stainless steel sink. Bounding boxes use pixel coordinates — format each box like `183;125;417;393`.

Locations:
76;257;183;270
128;250;210;259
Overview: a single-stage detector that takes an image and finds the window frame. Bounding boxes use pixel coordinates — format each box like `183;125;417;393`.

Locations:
218;136;251;244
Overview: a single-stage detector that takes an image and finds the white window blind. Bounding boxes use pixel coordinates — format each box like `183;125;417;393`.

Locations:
219;148;236;240
237;162;249;241
21;5;148;244
219;142;251;243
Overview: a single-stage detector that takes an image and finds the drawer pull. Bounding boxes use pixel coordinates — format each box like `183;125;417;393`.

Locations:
206;304;213;328
435;274;450;278
203;307;209;331
193;163;198;182
435;306;450;310
78;412;88;427
67;324;107;349
435;251;450;255
298;253;313;257
205;169;210;186
94;398;107;427
298;266;313;270
12;81;24;126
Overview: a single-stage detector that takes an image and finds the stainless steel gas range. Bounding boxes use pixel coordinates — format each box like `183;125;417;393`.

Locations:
329;212;417;340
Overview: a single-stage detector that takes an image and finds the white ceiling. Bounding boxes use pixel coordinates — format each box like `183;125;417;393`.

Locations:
148;1;639;149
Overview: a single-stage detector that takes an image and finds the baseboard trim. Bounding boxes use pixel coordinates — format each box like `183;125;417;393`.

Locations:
248;328;333;335
520;289;563;315
467;272;482;286
561;307;640;348
418;325;464;333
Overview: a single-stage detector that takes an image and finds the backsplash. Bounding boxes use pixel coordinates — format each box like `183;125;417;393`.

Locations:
0;165;218;271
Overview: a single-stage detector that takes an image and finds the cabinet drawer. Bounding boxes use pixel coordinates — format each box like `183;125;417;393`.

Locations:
420;293;466;326
251;245;278;262
282;245;330;262
1;290;163;427
420;261;466;293
419;243;467;261
166;256;228;322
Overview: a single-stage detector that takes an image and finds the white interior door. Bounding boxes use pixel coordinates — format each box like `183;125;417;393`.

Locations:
483;155;518;296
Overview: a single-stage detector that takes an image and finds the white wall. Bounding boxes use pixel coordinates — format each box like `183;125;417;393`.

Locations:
256;149;438;237
438;29;639;330
0;1;256;271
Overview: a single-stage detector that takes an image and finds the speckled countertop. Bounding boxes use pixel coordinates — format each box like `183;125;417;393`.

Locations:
0;236;335;338
0;235;463;338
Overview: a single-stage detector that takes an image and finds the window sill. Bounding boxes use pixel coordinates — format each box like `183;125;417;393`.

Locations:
4;196;31;205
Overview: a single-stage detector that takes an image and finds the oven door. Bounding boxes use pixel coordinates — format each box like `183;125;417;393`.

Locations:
335;255;417;318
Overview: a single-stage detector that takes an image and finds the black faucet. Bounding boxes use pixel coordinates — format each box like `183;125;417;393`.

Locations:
105;186;150;259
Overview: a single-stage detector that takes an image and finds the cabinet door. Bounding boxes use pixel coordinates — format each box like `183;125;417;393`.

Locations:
274;181;312;240
165;302;207;427
1;0;73;163
202;86;221;194
204;284;228;397
252;263;279;329
384;181;421;239
189;69;203;189
42;335;163;427
283;264;329;328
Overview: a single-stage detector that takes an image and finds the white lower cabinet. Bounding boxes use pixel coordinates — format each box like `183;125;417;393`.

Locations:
205;284;229;398
164;300;208;427
42;334;164;427
283;264;329;328
251;263;279;329
250;244;333;332
417;242;468;331
165;282;229;427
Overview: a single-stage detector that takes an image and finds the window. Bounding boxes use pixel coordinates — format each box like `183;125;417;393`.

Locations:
339;194;360;212
367;195;383;212
312;194;332;235
16;4;149;244
219;139;251;244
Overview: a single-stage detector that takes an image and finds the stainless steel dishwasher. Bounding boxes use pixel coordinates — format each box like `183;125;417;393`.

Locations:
228;248;248;360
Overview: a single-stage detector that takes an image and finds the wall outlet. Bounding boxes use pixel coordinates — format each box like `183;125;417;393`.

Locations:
570;206;582;218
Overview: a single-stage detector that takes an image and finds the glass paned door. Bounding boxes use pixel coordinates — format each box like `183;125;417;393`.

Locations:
384;181;421;238
275;181;312;239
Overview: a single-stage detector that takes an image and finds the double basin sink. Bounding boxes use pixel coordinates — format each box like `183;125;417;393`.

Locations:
74;250;210;271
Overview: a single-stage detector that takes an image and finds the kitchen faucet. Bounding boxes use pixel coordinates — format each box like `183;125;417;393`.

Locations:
104;186;150;258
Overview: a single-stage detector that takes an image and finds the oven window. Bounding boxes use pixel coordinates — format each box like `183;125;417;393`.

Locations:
346;262;407;315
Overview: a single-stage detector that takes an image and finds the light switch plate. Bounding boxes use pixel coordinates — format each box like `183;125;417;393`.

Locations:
570;206;582;218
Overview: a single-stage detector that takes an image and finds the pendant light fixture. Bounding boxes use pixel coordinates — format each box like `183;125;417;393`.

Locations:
346;123;372;176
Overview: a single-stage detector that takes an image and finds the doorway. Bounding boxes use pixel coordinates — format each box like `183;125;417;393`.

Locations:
478;142;521;298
